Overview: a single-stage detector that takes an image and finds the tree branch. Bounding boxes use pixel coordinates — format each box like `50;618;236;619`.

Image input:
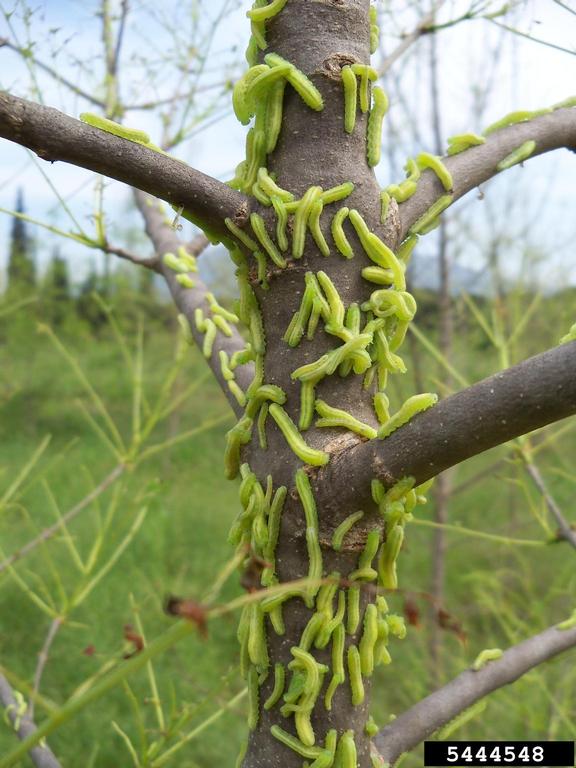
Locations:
522;457;576;550
0;673;62;768
374;622;576;765
377;0;447;77
29;619;63;721
133;189;253;415
397;107;576;240
313;341;576;516
0;465;125;576
0;91;249;239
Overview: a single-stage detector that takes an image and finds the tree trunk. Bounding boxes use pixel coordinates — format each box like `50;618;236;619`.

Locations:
234;2;403;765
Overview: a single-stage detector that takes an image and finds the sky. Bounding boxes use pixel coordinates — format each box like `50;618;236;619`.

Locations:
0;0;575;292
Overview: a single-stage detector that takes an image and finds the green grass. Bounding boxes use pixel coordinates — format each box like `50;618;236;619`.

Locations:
1;290;575;766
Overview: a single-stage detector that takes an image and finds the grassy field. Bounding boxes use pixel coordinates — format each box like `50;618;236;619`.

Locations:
1;292;575;766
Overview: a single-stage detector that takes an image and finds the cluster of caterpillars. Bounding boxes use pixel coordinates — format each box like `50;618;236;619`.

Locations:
220;3;440;764
163;3;575;767
230;461;431;767
74;21;576;764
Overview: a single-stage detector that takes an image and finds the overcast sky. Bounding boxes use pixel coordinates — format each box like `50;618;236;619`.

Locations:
1;0;575;291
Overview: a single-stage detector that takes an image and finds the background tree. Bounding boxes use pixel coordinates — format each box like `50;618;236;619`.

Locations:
40;248;70;326
6;187;34;294
1;2;576;767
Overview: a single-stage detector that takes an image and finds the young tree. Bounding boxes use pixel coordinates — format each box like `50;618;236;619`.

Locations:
1;2;576;767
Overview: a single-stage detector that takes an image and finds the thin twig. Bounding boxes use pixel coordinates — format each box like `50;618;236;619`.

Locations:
489;18;576;56
123;79;232;111
112;0;130;76
0;673;62;768
0;465;125;576
104;241;159;271
187;232;210;258
0;38;105;108
29;618;63;720
378;0;447;77
522;458;576;550
552;0;576;17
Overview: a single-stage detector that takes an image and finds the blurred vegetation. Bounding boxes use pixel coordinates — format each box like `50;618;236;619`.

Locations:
1;272;575;766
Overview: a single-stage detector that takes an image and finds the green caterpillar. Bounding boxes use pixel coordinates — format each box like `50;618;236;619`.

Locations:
263;662;285;710
472;648;503;670
325;623;346;709
293;186;323;258
359;603;379;676
341;65;358;134
367;87;389;167
370;5;380;54
320;181;355;205
386;180;417;203
247;0;288;23
557;609;576;629
315;399;377;439
332;511;365;551
224;416;253;480
248;666;260;730
270;725;324;759
365;715;379;738
331;207;354;259
265;53;324;111
351;63;378;114
250;212;287;267
225;217;259;252
269;404;329;466
409;194;453;236
309;200;330;256
300;380;317;431
559;323;576;345
446;132;485;155
80;112;151;145
347;585;361;635
316;589;346;649
377;524;403;589
336;730;358;768
416;152;453;191
496;140;536;171
347;645;365;705
348;209;406;290
377;393;438;439
295;469;323;606
483;109;541;136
